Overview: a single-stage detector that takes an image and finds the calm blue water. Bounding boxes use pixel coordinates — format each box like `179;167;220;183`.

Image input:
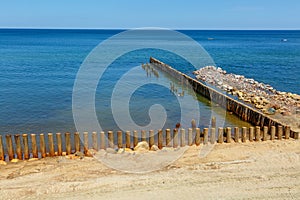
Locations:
0;29;299;134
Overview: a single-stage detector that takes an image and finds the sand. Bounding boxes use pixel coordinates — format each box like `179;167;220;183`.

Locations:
0;139;299;200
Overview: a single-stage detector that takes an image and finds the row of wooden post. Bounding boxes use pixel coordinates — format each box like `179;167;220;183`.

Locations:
0;125;298;161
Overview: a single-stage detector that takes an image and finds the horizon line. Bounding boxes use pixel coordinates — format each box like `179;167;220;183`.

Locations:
0;27;300;31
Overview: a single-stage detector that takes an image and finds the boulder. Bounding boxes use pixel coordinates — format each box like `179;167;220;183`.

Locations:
134;141;149;153
0;160;7;165
11;159;19;163
150;145;159;151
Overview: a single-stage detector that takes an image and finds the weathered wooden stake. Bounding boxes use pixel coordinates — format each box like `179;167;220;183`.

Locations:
117;131;122;149
56;133;62;156
125;131;131;148
203;128;208;145
149;130;154;148
158;129;163;149
83;132;89;154
65;132;71;155
242;127;247;143
31;134;38;158
14;134;22;159
226;127;232;143
218;127;224;143
22;134;29;160
74;132;80;152
255;126;261;142
108;131;114;148
180;128;186;147
285;126;290;139
0;135;4;160
92;132;98;150
270;126;276;140
166;129;171;147
133;130;138;147
211;117;216;128
40;133;46;158
263;126;268;141
210;128;216;144
5;135;14;160
173;129;178;148
141;130;147;142
48;133;55;157
277;125;283;140
249;127;254;142
234;127;239;143
100;131;105;150
188;128;193;146
195;128;201;146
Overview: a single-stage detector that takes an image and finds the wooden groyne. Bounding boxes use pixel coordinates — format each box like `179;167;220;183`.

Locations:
149;57;299;137
0;124;297;162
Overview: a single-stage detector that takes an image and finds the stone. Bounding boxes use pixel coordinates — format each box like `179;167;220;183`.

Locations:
11;159;19;163
134;141;149;153
86;149;97;157
266;107;276;115
282;111;292;116
75;151;84;158
117;148;125;154
0;160;7;165
106;148;117;154
150;145;159;151
62;152;67;156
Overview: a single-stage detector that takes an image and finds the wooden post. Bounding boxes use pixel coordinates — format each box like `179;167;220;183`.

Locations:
270;126;276;140
74;132;80;152
166;129;171;147
210;128;216;144
158;129;163;149
92;132;98;150
195;128;201;146
56;133;62;156
31;134;38;158
108;131;114;148
188;128;193;146
141;130;146;142
249;127;254;142
226;127;232;143
234;127;239;143
285;126;290;139
149;130;154;148
133;130;138;147
40;133;46;158
83;132;89;154
48;133;55;157
277;125;283;140
125;131;131;148
263;126;268;141
117;131;122;149
180;128;186;147
218;127;224;143
22;134;29;160
242;127;247;143
203;128;208;145
294;132;300;139
14;134;22;159
100;131;105;150
255;126;261;142
0;135;4;160
211;117;216;128
173;129;178;148
5;135;14;160
65;132;71;155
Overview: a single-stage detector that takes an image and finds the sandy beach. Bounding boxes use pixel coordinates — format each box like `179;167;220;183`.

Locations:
0;139;299;200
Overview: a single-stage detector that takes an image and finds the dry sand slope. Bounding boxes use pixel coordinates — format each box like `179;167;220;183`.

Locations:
0;140;299;200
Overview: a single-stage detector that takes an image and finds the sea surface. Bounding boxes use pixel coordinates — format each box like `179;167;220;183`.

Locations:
0;29;299;134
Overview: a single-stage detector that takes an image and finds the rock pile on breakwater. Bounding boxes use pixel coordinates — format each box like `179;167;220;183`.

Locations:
193;66;300;116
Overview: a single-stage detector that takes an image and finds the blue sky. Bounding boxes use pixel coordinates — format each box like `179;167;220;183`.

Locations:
0;0;299;29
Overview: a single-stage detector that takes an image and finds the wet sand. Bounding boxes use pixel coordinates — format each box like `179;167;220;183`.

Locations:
0;139;299;199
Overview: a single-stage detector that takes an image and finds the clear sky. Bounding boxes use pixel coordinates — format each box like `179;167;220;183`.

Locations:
0;0;299;29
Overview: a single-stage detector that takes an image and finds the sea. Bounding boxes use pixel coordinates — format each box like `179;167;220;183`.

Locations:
0;29;299;134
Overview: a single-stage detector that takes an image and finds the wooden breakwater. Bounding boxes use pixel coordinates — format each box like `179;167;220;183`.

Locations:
149;57;299;137
0;124;297;161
